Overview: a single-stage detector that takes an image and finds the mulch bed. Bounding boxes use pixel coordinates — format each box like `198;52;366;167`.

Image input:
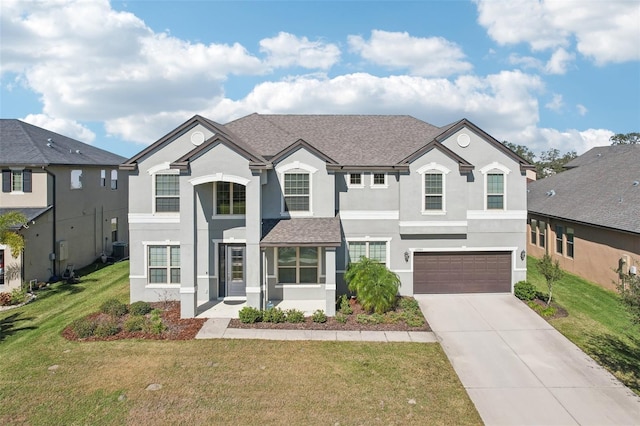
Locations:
228;300;431;332
527;298;569;320
62;302;206;341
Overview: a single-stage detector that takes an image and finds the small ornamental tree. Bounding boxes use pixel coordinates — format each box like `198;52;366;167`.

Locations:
0;212;27;257
538;254;563;306
616;262;640;324
345;257;400;314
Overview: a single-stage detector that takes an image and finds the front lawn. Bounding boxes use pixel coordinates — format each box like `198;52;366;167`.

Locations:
526;256;640;394
0;261;481;425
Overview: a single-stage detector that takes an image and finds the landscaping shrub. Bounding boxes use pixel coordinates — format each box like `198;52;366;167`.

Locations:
145;309;166;334
345;257;400;314
527;300;557;317
129;301;152;316
0;292;12;306
356;313;384;324
514;280;537;301
285;309;305;323
398;297;420;313
69;317;97;338
9;288;27;305
94;318;121;337
100;299;128;317
123;315;148;332
312;309;327;323
404;315;426;327
335;312;348;324
238;306;262;324
263;307;286;323
338;294;353;315
384;311;402;324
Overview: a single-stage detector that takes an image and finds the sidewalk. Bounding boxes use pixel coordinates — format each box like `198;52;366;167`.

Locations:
195;318;437;342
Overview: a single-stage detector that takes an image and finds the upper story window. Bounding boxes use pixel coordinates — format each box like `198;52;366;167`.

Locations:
110;170;118;190
155;174;180;213
100;170;106;187
417;163;449;214
70;169;83;189
566;227;574;259
216;182;246;215
371;172;387;188
347;173;363;188
2;169;32;193
539;220;546;248
480;162;510;211
284;173;310;212
530;219;537;245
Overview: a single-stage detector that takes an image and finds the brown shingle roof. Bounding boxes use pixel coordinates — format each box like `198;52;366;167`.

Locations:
261;216;342;247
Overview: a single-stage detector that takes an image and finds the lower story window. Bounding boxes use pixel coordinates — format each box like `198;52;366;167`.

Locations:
555;225;564;255
539;221;546;248
277;247;318;284
530;219;537;245
566;227;574;259
348;241;387;265
148;246;180;284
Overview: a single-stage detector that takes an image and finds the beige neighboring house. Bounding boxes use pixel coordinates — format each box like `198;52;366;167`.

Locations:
527;145;640;290
0;119;129;291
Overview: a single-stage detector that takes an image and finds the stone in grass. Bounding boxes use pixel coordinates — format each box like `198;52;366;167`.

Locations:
118;394;127;402
408;399;416;405
48;365;59;372
146;383;162;391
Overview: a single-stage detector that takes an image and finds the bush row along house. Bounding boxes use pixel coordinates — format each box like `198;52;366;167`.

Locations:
121;114;534;317
527;145;640;290
0;120;129;291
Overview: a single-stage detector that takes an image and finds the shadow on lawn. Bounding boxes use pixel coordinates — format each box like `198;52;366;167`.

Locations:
0;312;36;342
585;332;640;394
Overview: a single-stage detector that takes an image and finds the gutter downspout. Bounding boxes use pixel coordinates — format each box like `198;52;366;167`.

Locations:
44;167;57;279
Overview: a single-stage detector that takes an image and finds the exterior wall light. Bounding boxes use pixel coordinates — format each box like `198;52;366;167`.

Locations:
520;250;526;261
404;250;410;262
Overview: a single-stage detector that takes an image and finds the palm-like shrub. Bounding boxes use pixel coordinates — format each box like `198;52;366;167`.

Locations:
345;257;400;314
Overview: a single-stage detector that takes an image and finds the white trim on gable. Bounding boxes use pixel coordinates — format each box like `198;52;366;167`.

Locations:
277;161;315;217
146;162;173;175
416;162;451;175
480;162;511;175
276;161;318;174
417;162;450;215
479;162;510;211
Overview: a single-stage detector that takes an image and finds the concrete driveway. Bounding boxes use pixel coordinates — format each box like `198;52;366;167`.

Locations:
415;293;640;425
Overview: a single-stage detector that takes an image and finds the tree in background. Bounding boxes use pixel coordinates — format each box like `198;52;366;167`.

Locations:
610;132;639;145
538;254;563;306
0;212;27;257
500;141;577;179
501;141;536;164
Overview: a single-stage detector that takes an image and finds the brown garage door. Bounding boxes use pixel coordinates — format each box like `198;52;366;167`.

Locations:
414;252;512;293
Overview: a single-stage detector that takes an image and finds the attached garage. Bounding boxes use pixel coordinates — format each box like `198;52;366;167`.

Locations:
413;251;512;294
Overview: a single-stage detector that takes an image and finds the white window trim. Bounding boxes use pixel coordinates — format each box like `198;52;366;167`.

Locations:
141;240;180;286
276;161;316;217
275;246;321;285
370;172;388;189
151;167;180;215
480;162;510;211
100;169;106;187
110;170;118;190
347;172;364;189
346;237;392;267
70;169;83;190
417;163;450;215
8;167;25;194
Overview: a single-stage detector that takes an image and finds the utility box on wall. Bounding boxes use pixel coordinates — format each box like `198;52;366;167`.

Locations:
57;240;68;262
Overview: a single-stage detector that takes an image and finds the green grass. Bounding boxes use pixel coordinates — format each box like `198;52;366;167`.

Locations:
0;261;481;425
526;256;640;394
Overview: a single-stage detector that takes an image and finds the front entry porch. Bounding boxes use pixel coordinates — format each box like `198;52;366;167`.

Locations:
196;298;326;318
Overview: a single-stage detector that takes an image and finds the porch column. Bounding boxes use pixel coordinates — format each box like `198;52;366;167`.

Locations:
325;247;336;316
245;173;263;309
180;180;197;318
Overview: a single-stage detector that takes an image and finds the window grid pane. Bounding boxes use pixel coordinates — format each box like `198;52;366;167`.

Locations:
156;175;179;196
170;268;180;284
149;247;167;266
539;221;546;248
349;242;366;263
299;268;318;283
278;247;297;267
566;228;574;258
149;269;167;284
233;184;246;214
556;225;564;254
216;182;231;214
487;195;504;209
530;219;537;245
284;174;309;195
373;173;385;185
156;198;180;212
369;242;386;263
350;173;361;185
11;171;23;191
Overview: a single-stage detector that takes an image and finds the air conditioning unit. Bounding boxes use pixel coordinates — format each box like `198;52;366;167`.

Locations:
630;265;637;276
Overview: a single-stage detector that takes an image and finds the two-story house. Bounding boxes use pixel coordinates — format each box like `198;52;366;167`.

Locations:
0;120;129;291
122;114;532;318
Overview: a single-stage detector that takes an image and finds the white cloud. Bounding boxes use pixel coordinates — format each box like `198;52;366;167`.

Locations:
508;126;613;155
259;32;340;70
544;48;575;74
22;113;96;143
475;0;640;64
545;94;564;112
348;30;473;77
576;104;588;116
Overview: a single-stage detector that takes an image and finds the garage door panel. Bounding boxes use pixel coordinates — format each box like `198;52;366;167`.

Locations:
414;252;511;294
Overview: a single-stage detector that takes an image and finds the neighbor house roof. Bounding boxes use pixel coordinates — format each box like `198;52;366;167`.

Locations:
0;119;125;167
261;216;342;247
0;207;53;230
528;145;640;234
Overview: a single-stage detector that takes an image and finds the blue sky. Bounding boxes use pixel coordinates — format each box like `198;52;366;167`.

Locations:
1;0;638;159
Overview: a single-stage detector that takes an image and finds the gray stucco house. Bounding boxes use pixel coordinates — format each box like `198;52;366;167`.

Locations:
0;119;129;291
122;114;532;318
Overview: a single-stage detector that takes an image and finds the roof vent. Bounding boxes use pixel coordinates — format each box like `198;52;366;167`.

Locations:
46;138;54;147
546;189;556;197
633;181;639;186
75;149;81;154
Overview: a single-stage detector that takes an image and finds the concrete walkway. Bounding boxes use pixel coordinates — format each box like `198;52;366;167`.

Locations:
195;318;436;342
415;293;640;426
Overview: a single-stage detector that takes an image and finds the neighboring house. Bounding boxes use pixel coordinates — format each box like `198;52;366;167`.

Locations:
122;114;532;318
0;120;129;291
527;145;640;290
